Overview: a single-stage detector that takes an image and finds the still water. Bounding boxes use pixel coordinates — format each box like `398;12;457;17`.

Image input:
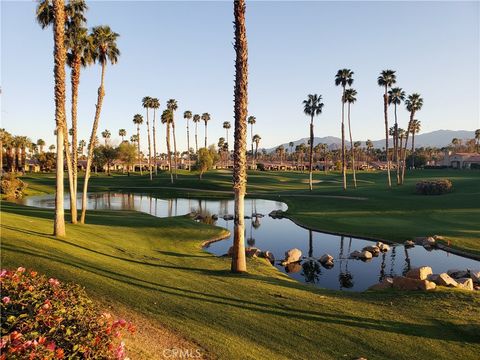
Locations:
21;192;479;291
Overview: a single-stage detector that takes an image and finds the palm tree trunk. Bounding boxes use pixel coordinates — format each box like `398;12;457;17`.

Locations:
166;123;173;184
308;115;314;191
137;125;142;175
341;87;347;190
394;103;400;185
186;120;191;171
53;0;66;236
153;108;158;176
401;112;414;184
172;119;178;179
231;0;248;273
80;60;106;224
195;122;198;154
411;131;416;169
146;108;152;180
348;103;357;189
250;123;254;167
383;89;392;187
204;123;208;149
61;118;75;223
324;148;327;173
0;140;3;175
69;54;81;223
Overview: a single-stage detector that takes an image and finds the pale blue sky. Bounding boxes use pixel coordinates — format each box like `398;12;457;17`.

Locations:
1;1;479;152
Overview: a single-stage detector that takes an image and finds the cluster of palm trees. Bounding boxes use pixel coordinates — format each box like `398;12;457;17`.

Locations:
37;0;120;234
302;69;423;192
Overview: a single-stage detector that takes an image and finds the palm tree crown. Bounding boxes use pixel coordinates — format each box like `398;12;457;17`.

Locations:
247;116;256;125
303;94;324;117
91;26;120;65
377;70;397;88
388;87;406;105
405;93;424;113
335;69;354;87
167;99;178;112
223;121;231;130
201;113;211;124
343;88;357;104
184;111;192;120
193;114;200;123
133;114;143;125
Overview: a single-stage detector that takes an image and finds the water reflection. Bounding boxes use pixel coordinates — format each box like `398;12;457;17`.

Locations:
20;192;480;292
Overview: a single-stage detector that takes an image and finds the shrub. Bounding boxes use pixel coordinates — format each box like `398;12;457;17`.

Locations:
256;163;266;171
1;173;27;199
415;179;453;195
1;268;135;359
470;163;480;170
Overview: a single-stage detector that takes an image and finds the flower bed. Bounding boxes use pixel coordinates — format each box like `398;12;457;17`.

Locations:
1;267;135;359
415;179;453;195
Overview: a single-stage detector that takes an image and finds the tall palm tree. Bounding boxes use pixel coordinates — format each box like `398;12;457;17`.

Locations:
167;99;179;178
377;70;396;188
388;87;406;184
183;110;192;170
132;114;143;175
37;138;46;153
161;109;174;184
142;96;153;180
366;139;373;168
119;128;126;142
401;93;423;183
289;141;294;156
474;129;480;152
231;0;248;273
223;121;231;167
247;115;256;165
410;119;421;169
78;139;86;156
320;143;328;172
193;114;200;154
101;129;111;146
398;128;406;156
201;112;211;148
302;94;324;191
335;69;354;191
253;134;261;161
80;25;120;224
150;97;160;175
344;88;358;188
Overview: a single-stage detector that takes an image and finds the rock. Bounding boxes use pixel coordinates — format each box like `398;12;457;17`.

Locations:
468;270;480;284
211;214;218;220
350;250;363;259
362;246;380;256
422;237;436;248
284;262;302;273
350;250;372;260
447;269;468;279
433;235;445;241
319;254;334;264
414;237;428;245
321;260;334;269
368;278;393;291
429;273;458;287
404;240;415;248
406;266;433;280
392;276;436;291
380;244;390;252
361;251;373;260
223;214;234;221
245;247;260;258
268;210;284;219
281;248;302;265
456;278;474;291
260;251;275;264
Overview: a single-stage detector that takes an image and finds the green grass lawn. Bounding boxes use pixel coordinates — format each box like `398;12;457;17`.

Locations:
2;201;479;360
21;168;480;255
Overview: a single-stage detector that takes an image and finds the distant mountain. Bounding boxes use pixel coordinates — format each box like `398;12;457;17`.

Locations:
266;130;476;152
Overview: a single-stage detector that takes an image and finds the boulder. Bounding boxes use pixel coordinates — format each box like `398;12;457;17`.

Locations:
422;237;436;248
281;248;302;265
447;269;468;279
406;266;433;280
362;246;380;256
433;235;445;241
404;240;415;248
456;278;474;291
428;273;458;287
260;251;275;264
245;247;260;258
414;237;428;245
350;250;363;259
468;270;480;284
319;254;334;264
361;251;373;260
392;276;436;291
379;244;390;252
320;260;334;269
268;210;285;219
284;262;302;273
211;214;218;220
368;278;393;291
223;214;234;221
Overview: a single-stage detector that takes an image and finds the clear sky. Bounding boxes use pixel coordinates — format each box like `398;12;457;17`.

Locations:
1;0;479;152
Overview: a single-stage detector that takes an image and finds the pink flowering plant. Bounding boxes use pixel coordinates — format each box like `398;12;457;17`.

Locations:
1;268;135;359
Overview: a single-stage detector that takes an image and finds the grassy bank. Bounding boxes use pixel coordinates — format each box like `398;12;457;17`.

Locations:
21;169;480;255
2;201;479;360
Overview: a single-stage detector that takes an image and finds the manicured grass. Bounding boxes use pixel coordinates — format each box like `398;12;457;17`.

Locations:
21;169;480;255
2;202;479;360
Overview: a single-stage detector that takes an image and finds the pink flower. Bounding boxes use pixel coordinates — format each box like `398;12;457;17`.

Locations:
16;267;25;273
2;297;10;304
46;342;56;352
0;270;7;278
115;341;126;360
48;278;60;287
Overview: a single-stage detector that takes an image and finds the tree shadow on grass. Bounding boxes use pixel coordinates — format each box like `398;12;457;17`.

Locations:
3;245;479;345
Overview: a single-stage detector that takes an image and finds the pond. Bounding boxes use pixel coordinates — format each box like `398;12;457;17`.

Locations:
20;192;480;291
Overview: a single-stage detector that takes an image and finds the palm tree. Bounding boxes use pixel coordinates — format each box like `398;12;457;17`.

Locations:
49;144;56;152
193;114;201;154
320;143;328;172
119;128;126;142
184;110;192;170
344;88;358;188
302;94;324;191
474;129;480;152
80;25;120;224
253;134;261;160
401;93;423;183
276;145;285;165
410;119;421;169
150;97;160;175
366;139;373;168
335;69;354;191
388;87;406;185
79;139;86;156
289;141;294;156
101;129;111;146
161;109;174;184
223;121;231;167
231;0;248;273
167;99;179;178
37;139;46;153
132;114;143;175
201;113;211;148
247;116;256;165
142;96;153;180
377;70;396;188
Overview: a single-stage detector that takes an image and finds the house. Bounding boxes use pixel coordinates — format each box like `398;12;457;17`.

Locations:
441;152;480;169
